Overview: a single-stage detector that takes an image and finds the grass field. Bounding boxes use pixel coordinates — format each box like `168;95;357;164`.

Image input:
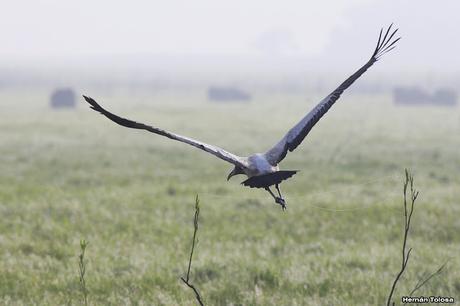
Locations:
0;89;459;305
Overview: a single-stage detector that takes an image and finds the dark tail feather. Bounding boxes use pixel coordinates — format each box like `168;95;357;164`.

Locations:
242;171;298;188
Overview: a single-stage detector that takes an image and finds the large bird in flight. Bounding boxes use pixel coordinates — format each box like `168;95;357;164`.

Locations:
84;24;400;210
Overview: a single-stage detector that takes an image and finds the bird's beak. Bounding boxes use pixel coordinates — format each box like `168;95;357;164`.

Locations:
227;169;236;181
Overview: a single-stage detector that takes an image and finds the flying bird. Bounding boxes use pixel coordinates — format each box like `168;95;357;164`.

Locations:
84;24;400;210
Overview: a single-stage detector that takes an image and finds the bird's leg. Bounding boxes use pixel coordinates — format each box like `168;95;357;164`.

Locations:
275;184;282;198
265;187;278;201
265;186;286;211
275;184;287;210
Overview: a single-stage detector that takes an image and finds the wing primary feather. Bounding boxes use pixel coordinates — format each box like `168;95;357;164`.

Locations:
381;37;401;53
379;28;399;50
377;36;401;59
379;23;393;50
373;28;384;56
375;25;400;59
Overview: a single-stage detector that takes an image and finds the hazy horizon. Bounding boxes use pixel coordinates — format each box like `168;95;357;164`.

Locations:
1;0;459;90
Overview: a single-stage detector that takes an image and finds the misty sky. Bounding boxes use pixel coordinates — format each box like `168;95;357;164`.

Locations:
1;0;367;58
1;0;459;74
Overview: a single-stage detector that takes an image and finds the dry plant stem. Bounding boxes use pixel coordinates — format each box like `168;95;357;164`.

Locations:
181;195;204;306
410;260;449;296
78;239;89;306
180;279;204;306
386;169;418;306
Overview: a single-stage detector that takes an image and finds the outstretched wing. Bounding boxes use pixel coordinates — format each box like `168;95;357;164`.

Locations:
83;96;247;168
265;24;400;165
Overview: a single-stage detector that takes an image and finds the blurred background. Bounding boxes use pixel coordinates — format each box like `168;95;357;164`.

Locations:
1;1;459;305
1;0;459;101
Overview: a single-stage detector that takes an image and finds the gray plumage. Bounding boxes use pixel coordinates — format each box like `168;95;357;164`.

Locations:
264;24;400;165
84;24;400;210
84;98;247;169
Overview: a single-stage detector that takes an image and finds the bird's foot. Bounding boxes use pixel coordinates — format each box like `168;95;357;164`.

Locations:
275;197;287;210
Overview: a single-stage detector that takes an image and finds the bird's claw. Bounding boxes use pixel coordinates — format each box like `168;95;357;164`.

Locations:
275;197;287;210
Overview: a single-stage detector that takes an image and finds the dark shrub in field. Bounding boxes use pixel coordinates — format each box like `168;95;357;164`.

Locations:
208;86;251;102
50;88;76;109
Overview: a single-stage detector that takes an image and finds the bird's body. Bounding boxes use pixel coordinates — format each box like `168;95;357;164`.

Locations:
84;24;400;210
245;154;279;176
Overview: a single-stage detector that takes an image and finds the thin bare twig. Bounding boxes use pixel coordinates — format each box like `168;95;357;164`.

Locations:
410;260;449;296
386;169;418;306
78;239;89;306
181;195;204;306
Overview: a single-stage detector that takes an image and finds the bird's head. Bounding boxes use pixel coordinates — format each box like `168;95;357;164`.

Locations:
227;166;245;181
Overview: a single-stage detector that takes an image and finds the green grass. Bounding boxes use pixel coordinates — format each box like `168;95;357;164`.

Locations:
0;89;459;305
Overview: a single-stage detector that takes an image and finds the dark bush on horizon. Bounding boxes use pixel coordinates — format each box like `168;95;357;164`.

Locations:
50;88;76;109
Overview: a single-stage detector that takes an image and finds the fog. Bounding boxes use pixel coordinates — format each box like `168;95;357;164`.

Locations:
1;0;459;91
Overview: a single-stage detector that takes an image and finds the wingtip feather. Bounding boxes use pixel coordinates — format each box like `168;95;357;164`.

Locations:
373;24;401;60
82;95;93;103
82;95;104;113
